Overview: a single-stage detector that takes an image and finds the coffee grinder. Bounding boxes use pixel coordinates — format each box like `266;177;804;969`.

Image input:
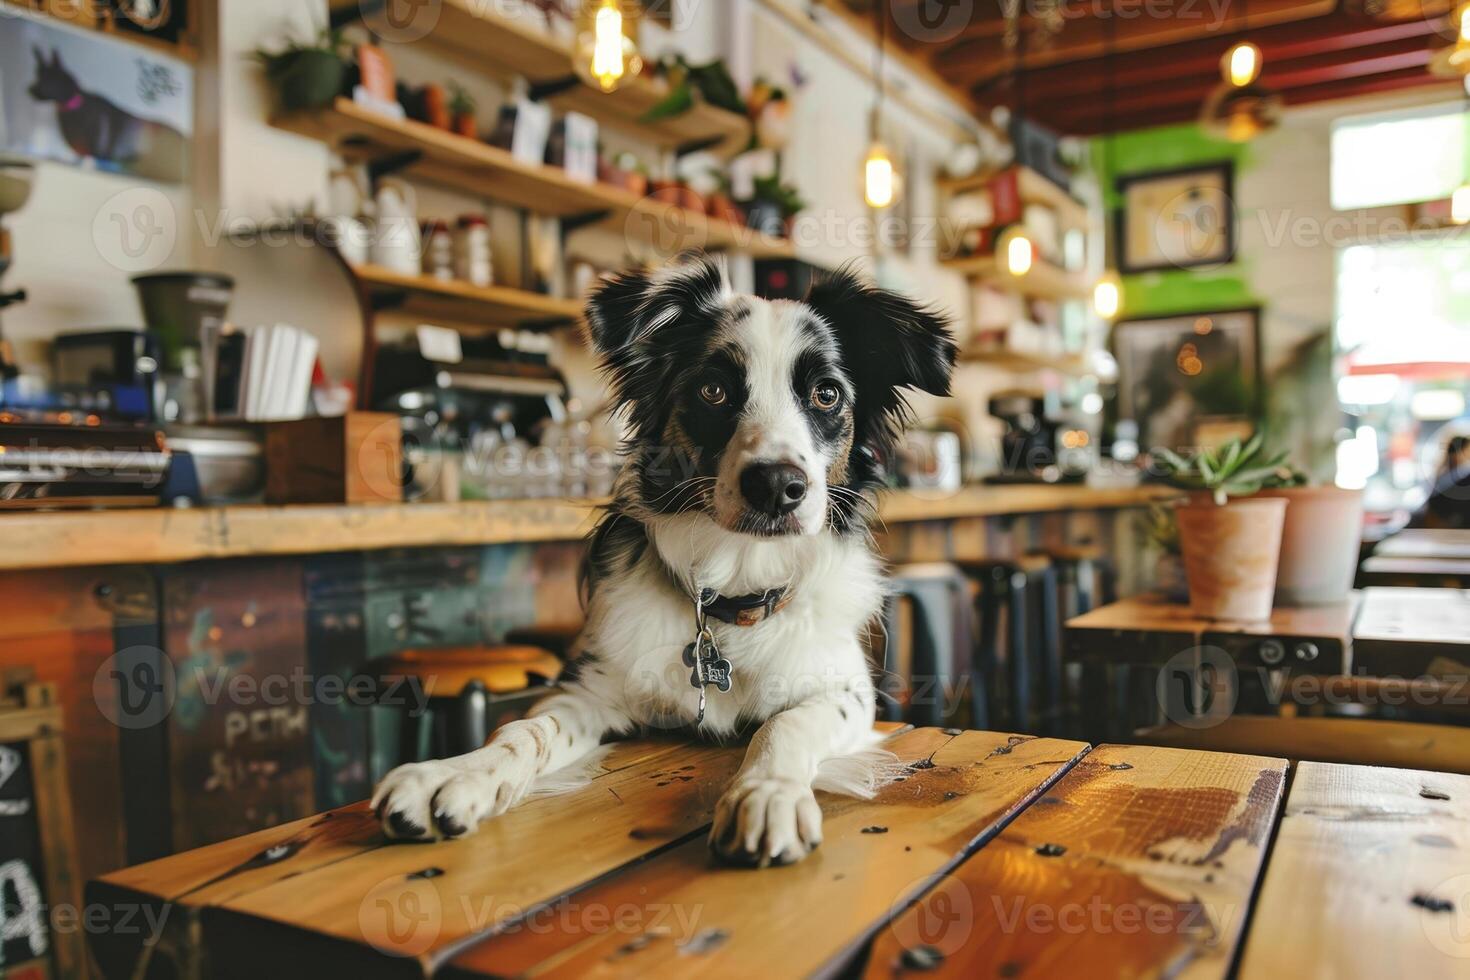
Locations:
0;157;35;384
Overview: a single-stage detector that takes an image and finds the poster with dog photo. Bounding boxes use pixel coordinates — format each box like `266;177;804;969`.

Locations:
0;9;192;183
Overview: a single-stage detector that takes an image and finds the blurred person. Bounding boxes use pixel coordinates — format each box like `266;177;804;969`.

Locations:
1412;430;1470;528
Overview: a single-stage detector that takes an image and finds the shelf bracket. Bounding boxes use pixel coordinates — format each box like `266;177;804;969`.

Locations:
674;134;726;159
368;289;409;313
366;149;424;183
561;209;612;234
528;75;583;102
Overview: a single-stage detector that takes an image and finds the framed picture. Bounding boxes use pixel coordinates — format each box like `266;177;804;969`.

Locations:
1116;163;1235;274
1112;307;1263;454
0;8;193;183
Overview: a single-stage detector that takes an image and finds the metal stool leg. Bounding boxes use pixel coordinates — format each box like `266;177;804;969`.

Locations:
1035;565;1062;735
454;679;490;753
974;571;1004;730
399;706;426;765
905;582;949;728
877;594;906;723
1005;569;1030;732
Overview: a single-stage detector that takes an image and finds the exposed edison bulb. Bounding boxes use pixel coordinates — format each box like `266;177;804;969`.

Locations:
576;1;642;93
1222;42;1262;88
1006;234;1034;276
1093;273;1122;319
1453;183;1470;225
1461;2;1470;42
863;142;898;209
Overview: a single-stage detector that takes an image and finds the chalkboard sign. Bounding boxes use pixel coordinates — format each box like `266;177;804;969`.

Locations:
0;741;51;971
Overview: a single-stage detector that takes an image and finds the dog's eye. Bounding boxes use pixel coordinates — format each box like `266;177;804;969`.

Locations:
698;382;727;406
811;382;842;411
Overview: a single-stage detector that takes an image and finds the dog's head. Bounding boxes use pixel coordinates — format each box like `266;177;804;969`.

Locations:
587;255;955;537
28;47;79;105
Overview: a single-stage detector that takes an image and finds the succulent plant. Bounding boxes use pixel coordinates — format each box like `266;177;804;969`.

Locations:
1153;433;1296;506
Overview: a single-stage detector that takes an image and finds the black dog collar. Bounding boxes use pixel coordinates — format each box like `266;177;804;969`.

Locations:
697;586;791;627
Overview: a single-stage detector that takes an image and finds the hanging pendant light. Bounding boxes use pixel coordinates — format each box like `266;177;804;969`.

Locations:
1006;229;1034;276
1093;272;1122;319
864;139;898;209
1221;42;1263;88
574;0;643;94
1201;0;1279;142
1093;10;1122;320
862;2;901;210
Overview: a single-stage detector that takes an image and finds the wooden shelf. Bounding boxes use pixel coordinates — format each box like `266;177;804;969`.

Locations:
941;252;1091;302
938;165;1089;231
418;0;750;155
273;99;793;258
0;486;1176;571
959;347;1091;377
351;263;584;327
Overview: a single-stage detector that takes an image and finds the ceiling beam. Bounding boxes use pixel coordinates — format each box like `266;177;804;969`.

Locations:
931;0;1337;79
969;18;1444;101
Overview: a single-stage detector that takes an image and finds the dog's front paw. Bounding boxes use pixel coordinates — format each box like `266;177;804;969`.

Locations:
371;759;529;842
709;777;823;868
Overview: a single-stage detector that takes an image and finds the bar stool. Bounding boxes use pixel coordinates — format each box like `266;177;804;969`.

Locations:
378;645;562;762
961;554;1058;734
1046;544;1121;739
879;564;975;728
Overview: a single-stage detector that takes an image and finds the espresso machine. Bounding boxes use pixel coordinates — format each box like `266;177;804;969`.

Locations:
987;390;1065;484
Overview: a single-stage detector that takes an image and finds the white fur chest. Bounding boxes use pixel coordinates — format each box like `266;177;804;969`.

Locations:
576;515;886;736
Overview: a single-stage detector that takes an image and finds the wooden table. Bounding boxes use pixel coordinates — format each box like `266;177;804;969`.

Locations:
1362;530;1470;588
85;727;1470;979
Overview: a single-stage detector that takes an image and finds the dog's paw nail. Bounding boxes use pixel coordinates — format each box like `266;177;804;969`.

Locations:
387;810;426;839
433;810;467;839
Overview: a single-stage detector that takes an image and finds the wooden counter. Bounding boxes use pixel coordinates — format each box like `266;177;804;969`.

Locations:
0;485;1175;571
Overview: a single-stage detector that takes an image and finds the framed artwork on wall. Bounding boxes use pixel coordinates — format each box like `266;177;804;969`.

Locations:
1116;162;1236;274
1112;307;1263;454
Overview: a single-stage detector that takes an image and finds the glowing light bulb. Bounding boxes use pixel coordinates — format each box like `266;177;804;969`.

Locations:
1007;234;1033;276
1453;183;1470;225
1093;274;1121;319
1222;42;1262;88
575;1;641;94
591;5;625;90
863;142;896;209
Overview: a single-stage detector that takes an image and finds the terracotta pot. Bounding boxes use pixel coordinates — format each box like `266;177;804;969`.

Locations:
1258;486;1364;606
1175;494;1287;621
453;112;477;139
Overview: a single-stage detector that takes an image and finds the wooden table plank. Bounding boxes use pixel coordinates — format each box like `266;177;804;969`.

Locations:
85;738;718;979
863;744;1286;980
1374;529;1470;561
441;728;1089;979
201;740;757;977
1238;761;1470;979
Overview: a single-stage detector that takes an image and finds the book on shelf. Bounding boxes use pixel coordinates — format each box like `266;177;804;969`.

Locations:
203;322;320;422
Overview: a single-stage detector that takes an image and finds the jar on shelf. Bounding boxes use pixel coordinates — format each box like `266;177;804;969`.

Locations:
422;220;454;280
454;214;493;287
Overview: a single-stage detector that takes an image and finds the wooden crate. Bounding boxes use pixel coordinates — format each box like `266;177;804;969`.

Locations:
264;413;402;506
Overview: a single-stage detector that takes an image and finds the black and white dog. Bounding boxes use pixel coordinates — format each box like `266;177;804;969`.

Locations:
373;256;956;866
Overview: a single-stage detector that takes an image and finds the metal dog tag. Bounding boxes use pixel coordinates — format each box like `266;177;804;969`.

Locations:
687;591;734;724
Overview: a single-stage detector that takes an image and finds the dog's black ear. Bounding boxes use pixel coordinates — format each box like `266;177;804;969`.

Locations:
583;254;729;357
33;45;46;68
584;267;654;356
804;264;957;409
804;266;956;466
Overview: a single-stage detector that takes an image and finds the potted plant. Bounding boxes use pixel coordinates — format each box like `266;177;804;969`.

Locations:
1258;473;1365;607
1141;505;1188;603
449;82;478;139
743;174;804;237
255;26;348;112
1155;434;1292;621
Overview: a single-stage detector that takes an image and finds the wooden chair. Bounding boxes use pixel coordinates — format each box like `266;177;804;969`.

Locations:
377;645;561;761
1137;715;1470;774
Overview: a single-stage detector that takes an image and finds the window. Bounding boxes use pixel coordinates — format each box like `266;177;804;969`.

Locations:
1330;104;1469;212
1331;104;1470;515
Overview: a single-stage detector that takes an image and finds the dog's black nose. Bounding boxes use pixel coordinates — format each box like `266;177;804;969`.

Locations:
740;463;808;517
